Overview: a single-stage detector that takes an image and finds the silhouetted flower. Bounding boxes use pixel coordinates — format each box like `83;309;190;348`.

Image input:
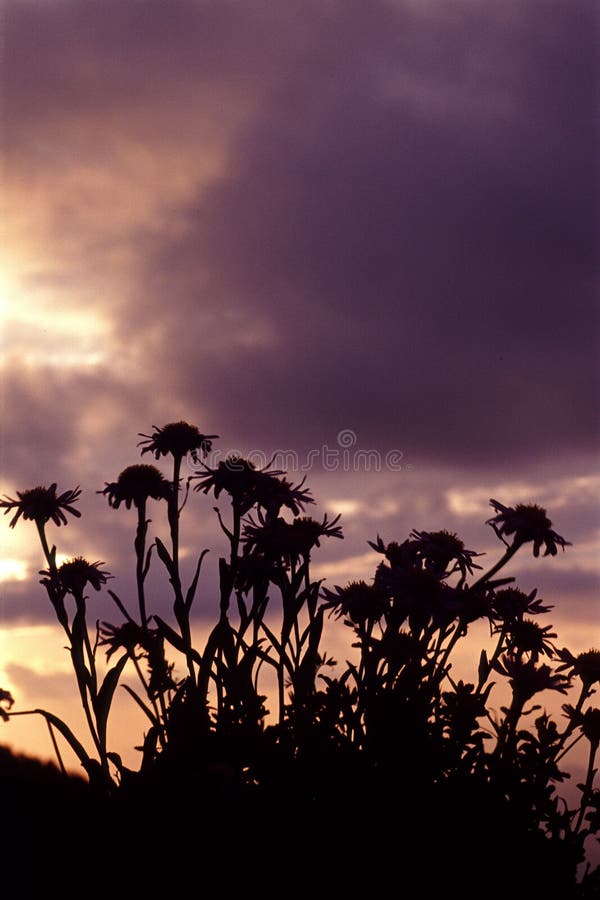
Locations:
138;421;217;462
194;456;313;517
493;654;570;702
492;586;552;621
243;512;342;562
556;648;600;688
486;499;570;557
441;681;487;742
374;563;454;629
506;619;557;661
368;535;421;572
0;484;81;528
99;621;175;695
99;621;145;659
41;557;111;595
563;705;600;746
0;689;14;722
253;471;314;518
322;580;388;626
99;464;172;509
409;529;483;579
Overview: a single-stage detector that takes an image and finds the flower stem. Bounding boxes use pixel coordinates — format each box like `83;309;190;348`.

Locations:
470;541;522;591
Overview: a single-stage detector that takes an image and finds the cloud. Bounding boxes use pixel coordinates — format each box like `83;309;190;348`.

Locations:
1;0;597;641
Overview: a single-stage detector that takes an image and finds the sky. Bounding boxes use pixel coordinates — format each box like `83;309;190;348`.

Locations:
0;0;598;769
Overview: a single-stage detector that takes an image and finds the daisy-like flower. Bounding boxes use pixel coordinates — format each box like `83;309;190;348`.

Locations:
373;562;452;629
243;512;342;562
493;654;570;702
0;484;81;528
409;529;483;579
99;621;145;659
99;464;172;510
492;586;552;622
486;499;571;557
138;421;218;463
506;618;557;662
194;456;314;517
368;536;421;572
556;648;600;688
0;688;14;723
321;580;388;626
563;705;600;746
41;557;111;595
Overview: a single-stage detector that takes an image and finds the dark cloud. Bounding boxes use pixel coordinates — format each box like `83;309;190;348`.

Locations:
1;1;597;638
107;0;596;465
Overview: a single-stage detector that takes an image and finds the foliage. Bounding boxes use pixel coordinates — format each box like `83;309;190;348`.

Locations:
1;422;598;893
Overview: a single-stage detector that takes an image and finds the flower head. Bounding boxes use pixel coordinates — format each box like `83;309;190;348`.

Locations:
50;557;111;595
493;654;570;702
0;688;15;722
556;648;600;688
409;528;483;579
138;421;218;462
243;512;342;562
506;618;557;662
99;464;172;509
486;499;570;557
99;620;145;659
563;705;600;746
322;580;388;626
368;536;421;572
492;586;552;622
193;456;313;517
0;484;82;528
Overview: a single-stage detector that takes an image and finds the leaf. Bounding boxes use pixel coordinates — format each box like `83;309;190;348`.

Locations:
155;537;175;577
154;616;203;665
34;708;93;773
121;685;159;727
236;593;249;629
185;549;210;611
261;622;282;655
70;610;92;688
142;543;154;580
94;652;129;746
478;649;489;685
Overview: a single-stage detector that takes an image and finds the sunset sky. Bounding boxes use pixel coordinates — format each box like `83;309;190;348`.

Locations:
0;0;598;768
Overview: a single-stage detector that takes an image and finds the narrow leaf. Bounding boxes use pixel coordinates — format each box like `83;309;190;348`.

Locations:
94;652;129;745
121;684;159;726
185;549;210;611
155;537;175;577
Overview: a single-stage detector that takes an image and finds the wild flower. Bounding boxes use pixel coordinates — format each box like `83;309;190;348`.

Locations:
556;648;600;689
486;499;570;557
492;587;552;622
0;484;81;528
99;464;172;509
42;557;111;595
409;529;483;579
0;689;14;722
506;619;557;661
563;705;600;746
243;512;342;562
321;580;388;626
493;654;570;702
193;455;313;517
138;421;217;462
99;621;146;659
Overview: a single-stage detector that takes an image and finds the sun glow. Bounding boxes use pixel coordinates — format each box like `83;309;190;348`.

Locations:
0;558;27;582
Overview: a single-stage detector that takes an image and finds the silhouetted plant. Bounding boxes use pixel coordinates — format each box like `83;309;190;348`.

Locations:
1;424;598;892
